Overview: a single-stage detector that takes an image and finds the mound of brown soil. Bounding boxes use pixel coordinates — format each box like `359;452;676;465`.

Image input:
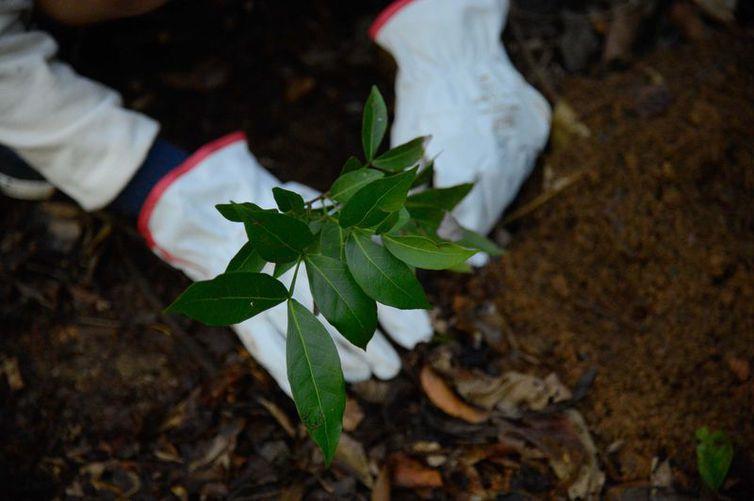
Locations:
457;35;754;489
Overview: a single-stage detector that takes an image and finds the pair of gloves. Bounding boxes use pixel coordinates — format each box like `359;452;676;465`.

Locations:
140;0;550;394
2;0;551;396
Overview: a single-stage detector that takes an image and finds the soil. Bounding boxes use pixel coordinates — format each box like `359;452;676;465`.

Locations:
1;0;753;499
450;35;754;488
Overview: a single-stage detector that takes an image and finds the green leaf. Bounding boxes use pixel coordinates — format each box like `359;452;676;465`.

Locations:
309;219;324;236
273;260;297;278
272;187;305;213
320;221;347;260
215;202;265;222
374;211;400;235
696;427;733;491
362;85;388;161
457;228;504;256
341;156;363;174
374;207;410;235
382;234;477;270
330;168;383;204
447;261;473;273
406;183;474;211
391;207;411;233
225;242;266;273
406;206;446;233
305;254;377;349
339;168;416;228
412;160;434;188
244;210;315;263
286;299;345;465
345;231;430;310
166;272;288;326
372;137;426;171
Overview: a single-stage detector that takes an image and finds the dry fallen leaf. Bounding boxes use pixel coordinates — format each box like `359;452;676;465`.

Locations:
565;410;605;500
1;356;24;391
420;366;489;424
153;438;183;464
280;482;306;501
726;355;750;382
188;419;244;472
343;398;365;432
351;379;392;404
504;410;604;500
391;453;443;489
454;371;571;417
371;465;391;501
335;433;374;488
551;100;591;151
258;397;296;437
692;0;736;23
603;2;645;63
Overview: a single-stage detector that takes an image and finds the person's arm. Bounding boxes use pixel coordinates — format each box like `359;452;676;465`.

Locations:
36;0;169;26
0;4;159;210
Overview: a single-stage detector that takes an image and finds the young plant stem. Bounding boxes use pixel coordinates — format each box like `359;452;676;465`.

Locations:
305;192;330;208
289;258;303;295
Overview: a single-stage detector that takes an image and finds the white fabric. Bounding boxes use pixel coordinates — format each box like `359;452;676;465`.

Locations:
0;2;159;210
374;0;551;237
141;137;433;396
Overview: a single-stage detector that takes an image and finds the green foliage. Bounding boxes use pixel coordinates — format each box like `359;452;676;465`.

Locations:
372;137;427;171
361;85;388;161
339;168;416;228
168;86;502;463
225;242;265;273
286;299;345;465
382;234;476;270
330;168;383;204
305;254;377;349
272;187;305;213
346;230;430;310
167;272;288;326
696;427;733;492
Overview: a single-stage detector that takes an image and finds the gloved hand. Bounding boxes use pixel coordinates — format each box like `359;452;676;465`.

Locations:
371;0;551;247
138;133;433;395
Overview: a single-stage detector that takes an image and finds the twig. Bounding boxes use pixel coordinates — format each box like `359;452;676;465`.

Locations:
502;170;586;225
289;258;303;294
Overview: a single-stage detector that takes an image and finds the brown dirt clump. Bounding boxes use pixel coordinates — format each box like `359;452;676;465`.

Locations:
458;35;754;486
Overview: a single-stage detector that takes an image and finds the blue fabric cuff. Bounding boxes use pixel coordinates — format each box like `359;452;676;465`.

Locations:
109;139;188;217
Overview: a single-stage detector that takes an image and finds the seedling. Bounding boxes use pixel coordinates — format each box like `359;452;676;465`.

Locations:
167;86;501;464
696;426;733;492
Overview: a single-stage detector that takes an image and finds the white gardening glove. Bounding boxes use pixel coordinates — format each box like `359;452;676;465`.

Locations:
371;0;551;259
0;3;159;211
138;133;433;396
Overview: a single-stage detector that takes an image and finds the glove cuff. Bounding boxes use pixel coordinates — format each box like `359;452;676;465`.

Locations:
370;0;509;72
368;0;416;41
138;131;273;279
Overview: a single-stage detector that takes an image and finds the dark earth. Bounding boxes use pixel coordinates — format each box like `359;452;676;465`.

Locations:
1;0;753;499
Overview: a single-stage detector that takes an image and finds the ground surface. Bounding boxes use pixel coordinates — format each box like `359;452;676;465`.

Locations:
1;1;752;499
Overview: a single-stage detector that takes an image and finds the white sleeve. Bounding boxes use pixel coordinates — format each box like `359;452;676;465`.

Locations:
0;3;159;210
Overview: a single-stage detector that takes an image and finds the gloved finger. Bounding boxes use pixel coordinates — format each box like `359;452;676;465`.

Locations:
326;320;373;383
468;252;489;268
364;329;402;380
377;303;433;349
453;186;497;237
234;313;292;396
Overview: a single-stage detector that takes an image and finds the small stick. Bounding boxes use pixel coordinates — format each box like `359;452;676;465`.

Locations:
503;170;586;225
